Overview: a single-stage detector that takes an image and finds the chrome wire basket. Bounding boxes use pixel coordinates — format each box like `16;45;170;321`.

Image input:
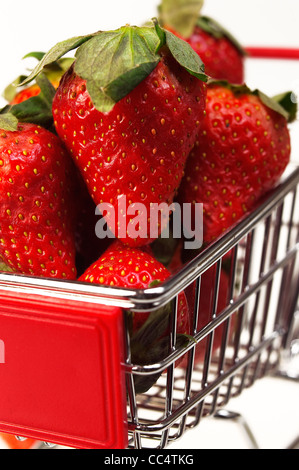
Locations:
0;165;298;450
124;164;299;449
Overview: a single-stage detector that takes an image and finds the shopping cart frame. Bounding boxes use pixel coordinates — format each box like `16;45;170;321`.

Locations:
124;164;299;449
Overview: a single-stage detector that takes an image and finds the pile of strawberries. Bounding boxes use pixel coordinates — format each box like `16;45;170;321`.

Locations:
0;0;296;391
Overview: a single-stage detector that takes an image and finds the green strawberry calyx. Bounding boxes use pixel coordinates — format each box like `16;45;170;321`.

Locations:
271;91;298;124
209;80;298;123
0;73;56;131
19;19;208;113
129;298;190;394
0;52;75;132
158;0;204;39
125;277;191;394
3;52;74;103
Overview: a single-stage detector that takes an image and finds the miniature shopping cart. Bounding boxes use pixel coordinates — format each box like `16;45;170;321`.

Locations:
0;49;298;450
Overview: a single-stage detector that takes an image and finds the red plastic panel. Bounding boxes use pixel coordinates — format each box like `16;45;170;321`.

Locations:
0;289;128;449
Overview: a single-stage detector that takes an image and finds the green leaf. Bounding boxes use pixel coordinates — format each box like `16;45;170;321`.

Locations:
158;0;204;38
165;29;207;81
36;73;56;103
197;16;246;56
208;79;251;95
7;73;56;127
132;334;189;394
256;90;290;122
0;261;14;273
23;51;74;75
130;302;173;351
47;57;75;74
74;25;162;112
2;75;28;103
23;51;46;62
130;301;190;394
271;91;298;124
151;223;181;268
0;111;18;131
153;17;167;49
2;52;74;104
149;279;162;288
20;34;94;87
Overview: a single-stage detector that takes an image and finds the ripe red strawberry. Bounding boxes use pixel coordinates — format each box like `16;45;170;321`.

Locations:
158;1;245;84
10;84;45;105
178;82;294;244
184;19;245;85
0;121;77;279
38;22;208;247
79;242;190;393
79;242;190;335
9;82;60;105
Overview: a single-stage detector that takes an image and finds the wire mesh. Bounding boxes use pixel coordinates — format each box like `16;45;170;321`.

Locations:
0;167;297;450
125;165;299;449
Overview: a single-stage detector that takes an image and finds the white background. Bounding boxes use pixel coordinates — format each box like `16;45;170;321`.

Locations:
0;0;299;102
0;0;298;450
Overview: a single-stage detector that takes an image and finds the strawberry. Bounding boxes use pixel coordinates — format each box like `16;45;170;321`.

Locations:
158;0;245;84
21;21;207;247
79;242;190;393
2;69;93;278
79;241;190;335
0;120;77;279
52;51;205;246
184;19;245;85
10;84;48;105
178;82;295;244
